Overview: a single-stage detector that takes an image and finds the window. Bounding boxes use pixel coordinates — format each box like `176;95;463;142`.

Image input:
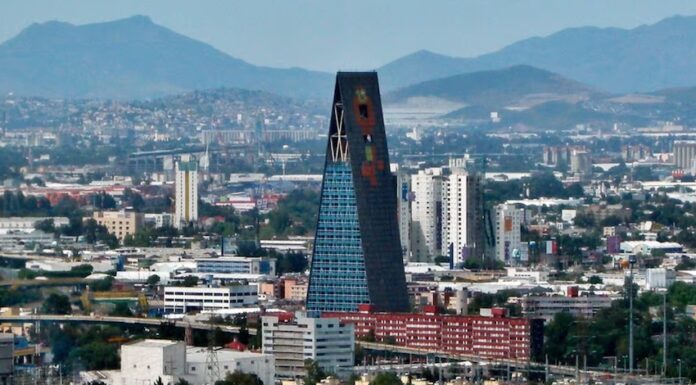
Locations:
359;104;369;119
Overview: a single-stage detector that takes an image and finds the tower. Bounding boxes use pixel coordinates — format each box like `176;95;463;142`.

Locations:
306;72;409;314
441;168;484;266
174;154;199;229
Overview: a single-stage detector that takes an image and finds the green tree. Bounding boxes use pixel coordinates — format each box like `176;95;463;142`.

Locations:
215;371;263;385
42;293;71;315
146;274;161;287
370;372;402;385
303;359;327;385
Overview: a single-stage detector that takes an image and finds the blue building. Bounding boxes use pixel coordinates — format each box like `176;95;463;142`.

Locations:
306;72;409;314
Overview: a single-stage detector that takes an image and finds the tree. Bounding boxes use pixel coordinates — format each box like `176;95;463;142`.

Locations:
42;293;71;315
588;275;603;285
35;218;55;233
147;274;161;287
370;372;402;385
215;371;263;385
109;302;133;317
175;379;192;385
303;359;327;385
153;377;165;385
177;276;199;287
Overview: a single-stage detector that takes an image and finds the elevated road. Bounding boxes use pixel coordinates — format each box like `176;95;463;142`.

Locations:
0;314;254;335
356;341;658;381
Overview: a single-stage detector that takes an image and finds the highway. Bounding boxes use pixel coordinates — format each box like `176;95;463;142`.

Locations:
356;341;661;382
0;314;255;335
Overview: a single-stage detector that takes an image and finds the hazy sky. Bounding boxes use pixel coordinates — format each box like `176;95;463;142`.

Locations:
3;0;696;72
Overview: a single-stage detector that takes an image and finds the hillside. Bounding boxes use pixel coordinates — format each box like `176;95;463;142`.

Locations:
385;65;599;109
0;16;333;100
379;15;696;93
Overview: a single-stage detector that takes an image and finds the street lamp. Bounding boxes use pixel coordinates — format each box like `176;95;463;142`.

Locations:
678;359;682;385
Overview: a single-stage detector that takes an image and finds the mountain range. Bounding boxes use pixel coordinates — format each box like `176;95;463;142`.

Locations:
0;16;332;100
3;14;696;99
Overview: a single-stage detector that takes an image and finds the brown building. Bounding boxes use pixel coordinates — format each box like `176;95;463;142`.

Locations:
92;211;143;241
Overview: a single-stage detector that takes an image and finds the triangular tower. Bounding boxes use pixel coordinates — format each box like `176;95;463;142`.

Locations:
306;72;409;314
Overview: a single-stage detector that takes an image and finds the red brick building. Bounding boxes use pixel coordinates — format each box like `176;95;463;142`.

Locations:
323;305;544;361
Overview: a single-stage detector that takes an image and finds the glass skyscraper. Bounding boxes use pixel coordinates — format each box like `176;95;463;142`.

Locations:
306;72;409;314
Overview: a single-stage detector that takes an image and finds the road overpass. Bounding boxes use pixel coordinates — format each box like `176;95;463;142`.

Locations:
0;314;254;335
356;341;662;382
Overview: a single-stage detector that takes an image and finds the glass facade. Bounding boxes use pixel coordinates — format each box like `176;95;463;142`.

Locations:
306;162;370;312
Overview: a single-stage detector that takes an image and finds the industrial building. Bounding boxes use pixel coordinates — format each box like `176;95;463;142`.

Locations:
110;339;274;385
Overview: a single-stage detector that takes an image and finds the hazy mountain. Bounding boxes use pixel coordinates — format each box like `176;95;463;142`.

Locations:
0;16;333;100
385;65;599;109
379;15;696;93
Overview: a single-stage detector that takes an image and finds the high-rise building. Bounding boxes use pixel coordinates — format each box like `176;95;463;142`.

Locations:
441;168;483;266
174;154;198;229
570;149;592;179
306;72;409;314
495;204;525;264
410;168;443;262
391;164;412;263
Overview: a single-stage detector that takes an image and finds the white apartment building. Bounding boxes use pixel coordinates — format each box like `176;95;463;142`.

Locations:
392;164;412;263
163;285;258;313
441;169;483;266
495;204;525;264
262;315;354;379
174;154;199;229
111;339;274;385
410;168;443;262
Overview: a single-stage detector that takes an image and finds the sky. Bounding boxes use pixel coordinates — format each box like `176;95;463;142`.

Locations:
2;1;696;72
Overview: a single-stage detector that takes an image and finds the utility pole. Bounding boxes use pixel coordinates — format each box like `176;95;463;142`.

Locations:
663;290;668;377
628;255;636;374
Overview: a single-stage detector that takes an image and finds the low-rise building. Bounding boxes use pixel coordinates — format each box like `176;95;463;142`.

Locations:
196;256;276;276
163;285;258;313
111;339;274;385
262;314;354;379
324;306;543;361
92;210;143;241
520;294;613;322
282;276;308;302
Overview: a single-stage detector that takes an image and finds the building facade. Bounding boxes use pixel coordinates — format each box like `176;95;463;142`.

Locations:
163;285;258;313
195;257;276;276
521;294;613;322
323;306;543;361
306;72;409;314
673;140;696;170
115;339;274;385
174;154;199;229
441;169;483;266
410;168;443;262
262;315;354;379
92;211;143;241
495;204;525;264
392;164;412;263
